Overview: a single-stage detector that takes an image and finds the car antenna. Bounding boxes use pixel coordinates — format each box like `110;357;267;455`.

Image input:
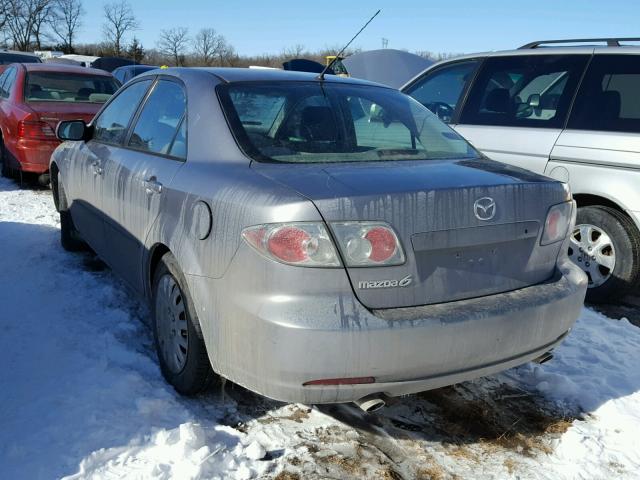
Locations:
317;9;381;81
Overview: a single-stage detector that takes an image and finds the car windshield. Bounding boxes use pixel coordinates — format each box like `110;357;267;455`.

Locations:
25;72;119;103
218;81;478;163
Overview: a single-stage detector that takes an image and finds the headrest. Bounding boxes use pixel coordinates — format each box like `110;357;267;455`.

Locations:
485;88;511;113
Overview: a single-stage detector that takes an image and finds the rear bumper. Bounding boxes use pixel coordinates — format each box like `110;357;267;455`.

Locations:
187;255;587;404
9;139;59;173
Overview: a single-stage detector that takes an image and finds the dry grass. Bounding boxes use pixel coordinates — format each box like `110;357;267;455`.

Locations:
503;458;517;474
414;384;580;457
274;472;300;480
416;464;446;480
259;406;311;425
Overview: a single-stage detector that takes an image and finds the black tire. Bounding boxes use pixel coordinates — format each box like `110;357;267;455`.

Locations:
55;176;87;252
60;210;87;252
0;140;12;179
152;252;216;395
572;206;640;303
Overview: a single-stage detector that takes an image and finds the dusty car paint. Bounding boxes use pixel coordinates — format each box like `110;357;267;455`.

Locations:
51;68;587;404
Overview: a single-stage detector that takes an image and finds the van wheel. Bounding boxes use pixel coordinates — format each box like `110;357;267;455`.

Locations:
569;206;640;303
152;252;216;395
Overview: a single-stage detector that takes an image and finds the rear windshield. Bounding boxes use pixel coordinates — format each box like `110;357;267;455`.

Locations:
0;53;41;65
217;81;477;163
25;72;119;103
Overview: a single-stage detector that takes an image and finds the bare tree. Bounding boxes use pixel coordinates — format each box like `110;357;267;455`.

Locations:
193;28;221;66
102;0;138;56
5;0;53;50
32;0;56;49
0;0;11;32
50;0;84;52
282;43;306;58
157;27;189;66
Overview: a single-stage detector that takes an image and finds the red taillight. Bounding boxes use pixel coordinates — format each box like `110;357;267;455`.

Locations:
303;377;375;386
365;227;397;262
267;226;311;263
242;222;341;267
332;222;405;266
546;210;561;239
541;202;572;245
18;120;56;141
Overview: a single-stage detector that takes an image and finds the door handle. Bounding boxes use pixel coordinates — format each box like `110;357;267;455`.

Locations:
144;176;163;195
92;161;102;176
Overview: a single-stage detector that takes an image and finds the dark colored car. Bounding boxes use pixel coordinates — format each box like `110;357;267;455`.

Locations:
0;63;119;181
112;65;159;85
0;50;42;66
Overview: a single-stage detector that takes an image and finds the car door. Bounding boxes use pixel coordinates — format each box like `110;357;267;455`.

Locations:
403;58;481;124
551;53;640;180
68;78;153;255
454;54;591;174
100;78;187;293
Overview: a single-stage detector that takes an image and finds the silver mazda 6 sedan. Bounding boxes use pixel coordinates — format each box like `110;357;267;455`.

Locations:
50;68;587;409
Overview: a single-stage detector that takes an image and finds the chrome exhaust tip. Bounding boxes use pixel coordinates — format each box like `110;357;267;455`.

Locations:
354;394;387;413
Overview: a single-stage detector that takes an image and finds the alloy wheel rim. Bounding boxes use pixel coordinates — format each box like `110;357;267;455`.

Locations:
569;223;616;288
155;274;189;374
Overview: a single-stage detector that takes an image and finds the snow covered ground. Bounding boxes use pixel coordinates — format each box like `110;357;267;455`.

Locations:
1;175;639;480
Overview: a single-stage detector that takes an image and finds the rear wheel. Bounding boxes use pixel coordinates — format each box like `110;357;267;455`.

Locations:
569;206;640;303
152;252;216;395
0;139;12;179
54;173;87;252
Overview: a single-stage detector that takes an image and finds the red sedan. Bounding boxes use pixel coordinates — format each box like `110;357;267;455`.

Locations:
0;63;119;182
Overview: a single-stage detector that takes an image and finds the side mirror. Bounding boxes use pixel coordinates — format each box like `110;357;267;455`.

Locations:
57;120;89;141
369;103;391;127
527;93;541;108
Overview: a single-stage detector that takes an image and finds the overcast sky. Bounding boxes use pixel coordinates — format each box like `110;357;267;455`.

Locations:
78;0;640;56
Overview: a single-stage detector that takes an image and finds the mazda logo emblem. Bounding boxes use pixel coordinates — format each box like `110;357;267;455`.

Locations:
474;197;496;220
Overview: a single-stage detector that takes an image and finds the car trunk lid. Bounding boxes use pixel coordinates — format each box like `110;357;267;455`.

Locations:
25;102;101;131
253;158;568;309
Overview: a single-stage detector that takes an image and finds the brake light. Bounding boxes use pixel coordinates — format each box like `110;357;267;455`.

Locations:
331;222;405;266
242;222;341;267
541;202;572;245
303;377;375;386
18;120;56;141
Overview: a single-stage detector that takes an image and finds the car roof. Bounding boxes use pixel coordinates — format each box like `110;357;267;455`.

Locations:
0;49;39;57
147;66;394;88
113;64;158;72
18;63;113;76
427;44;640;64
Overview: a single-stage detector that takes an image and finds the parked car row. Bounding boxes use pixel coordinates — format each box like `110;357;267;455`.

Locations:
1;38;633;408
0;49;156;184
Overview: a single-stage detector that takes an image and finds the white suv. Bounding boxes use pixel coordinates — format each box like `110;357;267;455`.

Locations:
403;37;640;302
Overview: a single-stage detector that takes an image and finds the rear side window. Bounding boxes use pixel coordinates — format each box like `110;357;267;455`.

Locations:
128;80;186;158
93;79;152;145
404;60;479;123
460;55;589;128
568;55;640;133
0;67;16;98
